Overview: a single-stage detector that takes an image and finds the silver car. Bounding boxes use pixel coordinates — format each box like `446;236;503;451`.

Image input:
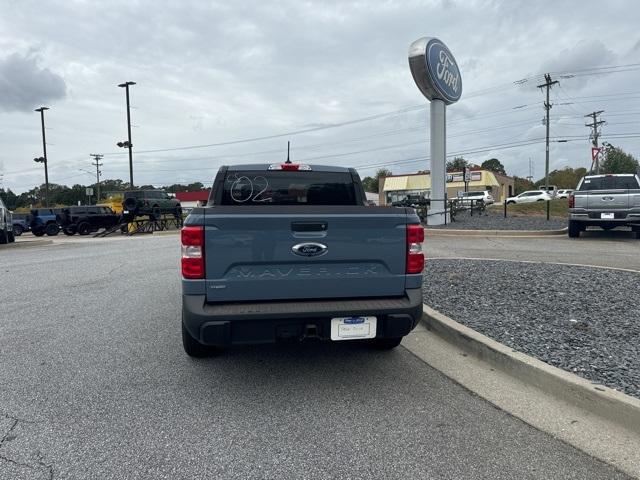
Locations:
456;190;494;206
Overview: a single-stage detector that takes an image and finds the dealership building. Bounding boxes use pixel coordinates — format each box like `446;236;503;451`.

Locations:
378;170;515;205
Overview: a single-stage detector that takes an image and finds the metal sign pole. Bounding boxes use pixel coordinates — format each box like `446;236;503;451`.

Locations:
408;37;461;226
430;99;446;225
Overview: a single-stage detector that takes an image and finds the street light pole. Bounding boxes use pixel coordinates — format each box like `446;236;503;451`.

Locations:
35;107;50;207
118;81;136;188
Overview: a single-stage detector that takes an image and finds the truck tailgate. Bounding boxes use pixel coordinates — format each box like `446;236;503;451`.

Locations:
585;190;630;210
202;206;411;303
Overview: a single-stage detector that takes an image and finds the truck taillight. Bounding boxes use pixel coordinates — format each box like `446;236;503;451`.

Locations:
406;224;425;274
568;194;575;208
181;226;205;279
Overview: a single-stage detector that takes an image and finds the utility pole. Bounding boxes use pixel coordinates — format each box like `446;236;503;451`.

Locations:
118;81;136;188
585;111;605;174
90;154;103;203
537;74;558;220
34;107;50;207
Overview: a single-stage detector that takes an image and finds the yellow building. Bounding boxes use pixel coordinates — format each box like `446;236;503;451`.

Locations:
379;170;514;205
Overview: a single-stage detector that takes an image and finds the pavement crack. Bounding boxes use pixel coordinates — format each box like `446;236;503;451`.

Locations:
0;418;18;448
1;415;54;479
108;262;126;275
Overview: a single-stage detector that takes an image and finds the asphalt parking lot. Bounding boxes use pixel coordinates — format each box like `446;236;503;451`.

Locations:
0;235;632;479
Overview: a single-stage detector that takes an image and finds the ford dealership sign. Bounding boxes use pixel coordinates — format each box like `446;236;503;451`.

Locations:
409;37;462;105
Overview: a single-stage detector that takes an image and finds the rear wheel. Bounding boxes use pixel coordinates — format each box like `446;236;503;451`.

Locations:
568;220;581;238
182;322;218;358
0;227;7;244
8;232;15;243
150;206;161;221
13;225;23;236
32;228;45;237
77;222;91;236
45;223;60;236
371;337;403;350
63;225;77;236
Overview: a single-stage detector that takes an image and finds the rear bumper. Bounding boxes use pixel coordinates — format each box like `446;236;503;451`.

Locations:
569;210;640;227
182;289;424;347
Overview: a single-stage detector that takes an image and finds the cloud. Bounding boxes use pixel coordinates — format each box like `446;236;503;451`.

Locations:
0;52;67;112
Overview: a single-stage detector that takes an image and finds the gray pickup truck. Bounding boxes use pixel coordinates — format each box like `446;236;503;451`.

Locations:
180;163;425;357
568;173;640;238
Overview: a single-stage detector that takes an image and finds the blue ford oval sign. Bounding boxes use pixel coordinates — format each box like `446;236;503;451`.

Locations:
409;37;462;105
292;243;328;257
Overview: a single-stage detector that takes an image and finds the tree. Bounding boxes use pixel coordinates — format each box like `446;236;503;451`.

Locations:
164;182;205;193
0;188;18;209
361;176;376;193
446;157;468;172
481;158;506;175
367;168;393;193
513;176;535;194
601;144;639;174
535;167;587;189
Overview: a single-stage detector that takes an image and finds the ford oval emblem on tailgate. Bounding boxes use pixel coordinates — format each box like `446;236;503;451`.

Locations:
292;243;328;257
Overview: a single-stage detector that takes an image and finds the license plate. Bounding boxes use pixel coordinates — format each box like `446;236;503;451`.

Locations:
601;213;614;219
330;316;377;341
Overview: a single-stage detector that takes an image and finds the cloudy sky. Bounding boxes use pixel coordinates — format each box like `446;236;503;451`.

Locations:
1;0;640;193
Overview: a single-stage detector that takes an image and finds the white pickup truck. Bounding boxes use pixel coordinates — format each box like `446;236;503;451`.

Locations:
568;174;640;238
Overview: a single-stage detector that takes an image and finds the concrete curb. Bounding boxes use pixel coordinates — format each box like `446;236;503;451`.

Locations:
424;227;567;237
3;239;53;249
421;304;640;434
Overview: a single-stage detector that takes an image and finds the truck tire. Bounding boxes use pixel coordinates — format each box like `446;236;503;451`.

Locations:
8;232;15;243
568;221;581;238
63;225;77;236
182;322;217;358
150;206;161;221
45;223;60;236
0;227;6;244
77;222;91;236
13;225;23;236
32;228;45;237
371;337;403;350
123;197;138;212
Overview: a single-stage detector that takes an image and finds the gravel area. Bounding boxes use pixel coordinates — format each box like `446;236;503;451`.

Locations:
426;208;566;230
422;259;640;398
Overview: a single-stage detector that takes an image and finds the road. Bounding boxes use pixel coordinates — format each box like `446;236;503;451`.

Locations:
0;235;629;479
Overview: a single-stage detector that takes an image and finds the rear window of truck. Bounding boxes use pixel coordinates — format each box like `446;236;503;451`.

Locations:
220;171;358;205
579;176;640;191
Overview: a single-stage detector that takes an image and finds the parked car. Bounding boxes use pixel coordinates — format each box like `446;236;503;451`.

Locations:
58;206;120;235
122;190;181;220
11;213;30;236
0;197;15;244
505;190;552;204
180;163;424;357
557;189;574;199
568;174;640;238
30;208;61;236
456;190;494;206
539;185;558;197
